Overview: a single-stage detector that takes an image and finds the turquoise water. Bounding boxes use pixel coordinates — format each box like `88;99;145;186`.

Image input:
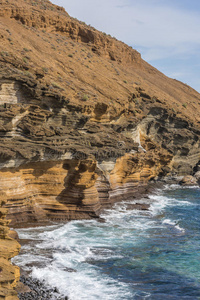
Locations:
14;185;200;299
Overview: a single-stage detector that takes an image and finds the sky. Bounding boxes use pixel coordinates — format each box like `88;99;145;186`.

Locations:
52;0;200;93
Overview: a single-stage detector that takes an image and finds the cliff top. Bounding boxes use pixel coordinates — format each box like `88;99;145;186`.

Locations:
0;0;200;125
1;3;200;298
0;0;200;169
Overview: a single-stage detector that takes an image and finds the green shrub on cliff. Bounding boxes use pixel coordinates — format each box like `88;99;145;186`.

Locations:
82;94;88;101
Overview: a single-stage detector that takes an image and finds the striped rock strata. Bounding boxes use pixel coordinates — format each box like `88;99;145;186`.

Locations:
0;140;172;226
0;0;200;297
0;0;199;225
0;193;20;300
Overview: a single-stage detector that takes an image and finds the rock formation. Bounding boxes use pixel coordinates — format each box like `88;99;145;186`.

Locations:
1;0;200;297
0;0;199;226
0;192;21;299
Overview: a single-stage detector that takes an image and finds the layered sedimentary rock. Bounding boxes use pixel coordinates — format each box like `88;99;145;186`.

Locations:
0;193;21;299
0;143;172;226
0;0;200;225
0;1;200;296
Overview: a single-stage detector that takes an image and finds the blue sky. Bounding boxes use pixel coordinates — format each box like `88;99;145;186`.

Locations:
52;0;200;92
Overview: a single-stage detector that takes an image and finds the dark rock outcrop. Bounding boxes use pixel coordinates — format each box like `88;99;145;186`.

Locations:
0;0;199;224
0;1;200;298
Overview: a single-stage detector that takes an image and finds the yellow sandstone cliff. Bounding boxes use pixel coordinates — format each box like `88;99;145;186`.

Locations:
0;193;20;299
0;0;199;225
0;0;200;298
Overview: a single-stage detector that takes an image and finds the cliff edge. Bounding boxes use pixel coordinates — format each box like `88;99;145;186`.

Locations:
0;192;20;299
1;0;200;297
0;0;200;224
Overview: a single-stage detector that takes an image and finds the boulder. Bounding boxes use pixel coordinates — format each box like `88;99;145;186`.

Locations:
194;171;200;183
179;175;198;186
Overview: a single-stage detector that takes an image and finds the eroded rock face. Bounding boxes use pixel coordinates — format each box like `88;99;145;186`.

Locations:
0;193;21;299
0;142;172;226
0;0;141;66
136;106;200;175
179;175;198;186
1;0;200;298
0;80;30;105
0;78;199;225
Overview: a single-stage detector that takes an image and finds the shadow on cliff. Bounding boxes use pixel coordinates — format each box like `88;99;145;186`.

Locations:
55;160;100;219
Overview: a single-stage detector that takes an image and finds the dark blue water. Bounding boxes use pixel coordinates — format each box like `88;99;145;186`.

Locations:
13;185;200;299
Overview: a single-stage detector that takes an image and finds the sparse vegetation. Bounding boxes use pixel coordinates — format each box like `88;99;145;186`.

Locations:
82;94;88;101
42;67;49;73
24;71;34;78
133;98;139;104
1;51;9;57
23;57;28;63
52;82;62;89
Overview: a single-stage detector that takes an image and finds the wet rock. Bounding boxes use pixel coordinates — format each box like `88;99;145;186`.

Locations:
194;171;200;183
196;165;200;172
63;267;77;273
126;203;150;211
8;229;19;240
179;175;198;186
18;275;68;300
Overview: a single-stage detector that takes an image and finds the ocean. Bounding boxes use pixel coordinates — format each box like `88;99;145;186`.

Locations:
13;185;200;299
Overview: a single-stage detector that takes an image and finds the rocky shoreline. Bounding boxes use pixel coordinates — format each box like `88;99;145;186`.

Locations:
8;175;198;300
18;275;68;300
0;0;200;298
13;180;160;300
14;176;198;300
14;177;200;300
